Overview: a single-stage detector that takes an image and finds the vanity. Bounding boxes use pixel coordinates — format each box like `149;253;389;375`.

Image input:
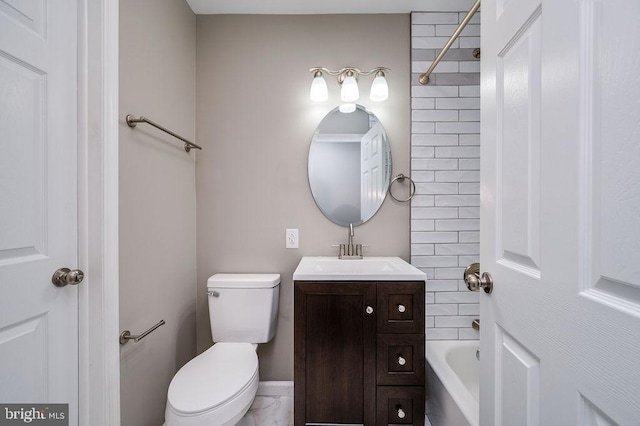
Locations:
296;104;423;424
293;257;427;426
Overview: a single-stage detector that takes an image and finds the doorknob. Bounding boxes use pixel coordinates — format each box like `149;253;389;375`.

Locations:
52;267;85;287
463;263;493;294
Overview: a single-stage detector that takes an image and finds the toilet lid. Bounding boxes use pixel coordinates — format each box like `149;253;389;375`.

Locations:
168;343;258;414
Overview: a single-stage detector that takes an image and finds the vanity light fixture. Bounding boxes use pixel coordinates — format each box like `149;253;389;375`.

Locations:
309;67;390;105
370;70;389;102
340;70;359;102
309;70;329;102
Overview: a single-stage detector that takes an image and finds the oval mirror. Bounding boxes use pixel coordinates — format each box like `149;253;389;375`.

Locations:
308;105;392;227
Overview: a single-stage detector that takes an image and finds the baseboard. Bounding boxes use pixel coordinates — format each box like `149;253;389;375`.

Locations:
256;381;293;397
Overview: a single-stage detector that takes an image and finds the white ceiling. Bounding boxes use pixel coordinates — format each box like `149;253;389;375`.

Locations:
185;0;476;15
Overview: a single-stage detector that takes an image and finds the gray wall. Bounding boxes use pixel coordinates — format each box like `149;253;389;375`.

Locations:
119;0;197;425
196;14;411;380
410;11;481;340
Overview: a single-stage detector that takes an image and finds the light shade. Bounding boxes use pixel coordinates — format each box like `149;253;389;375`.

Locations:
369;73;389;102
309;73;328;102
340;75;359;102
339;103;356;113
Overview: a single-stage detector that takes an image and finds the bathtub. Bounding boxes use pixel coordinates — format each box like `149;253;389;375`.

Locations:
425;340;479;426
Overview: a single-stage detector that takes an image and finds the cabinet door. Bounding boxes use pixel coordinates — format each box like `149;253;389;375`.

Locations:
295;282;376;426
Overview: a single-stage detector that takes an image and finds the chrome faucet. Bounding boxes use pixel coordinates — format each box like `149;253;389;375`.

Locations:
338;223;363;259
348;223;354;247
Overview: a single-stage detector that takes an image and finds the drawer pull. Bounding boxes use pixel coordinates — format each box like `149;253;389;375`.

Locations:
366;305;374;315
397;408;406;419
397;304;406;313
397;355;406;366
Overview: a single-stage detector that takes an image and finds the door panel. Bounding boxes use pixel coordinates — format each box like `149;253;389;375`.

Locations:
305;293;368;423
495;327;540;426
582;0;640;303
0;0;45;37
0;0;78;421
496;12;541;274
0;314;48;401
481;0;640;424
579;395;617;426
361;122;384;221
0;53;46;262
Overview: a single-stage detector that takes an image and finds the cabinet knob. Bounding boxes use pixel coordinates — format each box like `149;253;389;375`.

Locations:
397;408;406;419
397;355;406;366
397;304;406;313
366;305;374;315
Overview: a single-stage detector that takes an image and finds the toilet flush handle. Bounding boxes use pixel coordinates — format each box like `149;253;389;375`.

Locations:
207;290;220;297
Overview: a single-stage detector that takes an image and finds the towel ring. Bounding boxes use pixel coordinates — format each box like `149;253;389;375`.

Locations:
389;173;416;202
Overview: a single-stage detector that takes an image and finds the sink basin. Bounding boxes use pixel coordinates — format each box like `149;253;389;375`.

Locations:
293;256;427;281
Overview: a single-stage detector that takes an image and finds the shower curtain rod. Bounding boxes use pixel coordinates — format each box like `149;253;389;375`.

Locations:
419;0;481;85
125;114;202;153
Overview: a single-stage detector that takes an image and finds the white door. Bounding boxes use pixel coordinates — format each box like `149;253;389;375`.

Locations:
0;0;79;422
360;122;384;221
480;0;640;424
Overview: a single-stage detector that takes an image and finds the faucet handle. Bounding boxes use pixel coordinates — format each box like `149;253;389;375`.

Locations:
332;244;346;257
356;244;371;256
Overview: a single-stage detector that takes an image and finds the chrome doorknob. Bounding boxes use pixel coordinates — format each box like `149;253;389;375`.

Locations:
464;263;493;294
52;267;85;287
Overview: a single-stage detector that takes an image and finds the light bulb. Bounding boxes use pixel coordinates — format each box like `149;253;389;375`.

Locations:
309;72;328;102
341;73;359;102
370;71;388;102
339;103;356;113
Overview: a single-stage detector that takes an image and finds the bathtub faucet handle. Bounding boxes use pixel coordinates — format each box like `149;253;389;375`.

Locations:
472;318;480;330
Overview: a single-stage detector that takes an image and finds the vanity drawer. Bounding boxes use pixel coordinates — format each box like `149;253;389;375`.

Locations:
377;282;425;334
377;334;425;386
376;386;425;426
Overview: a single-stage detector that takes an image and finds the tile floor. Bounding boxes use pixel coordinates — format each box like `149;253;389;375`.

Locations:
236;395;293;426
425;413;434;426
236;394;434;426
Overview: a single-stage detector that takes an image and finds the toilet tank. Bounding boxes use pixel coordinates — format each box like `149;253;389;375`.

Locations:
207;273;280;343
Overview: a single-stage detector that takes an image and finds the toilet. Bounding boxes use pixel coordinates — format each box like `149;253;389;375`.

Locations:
164;273;280;426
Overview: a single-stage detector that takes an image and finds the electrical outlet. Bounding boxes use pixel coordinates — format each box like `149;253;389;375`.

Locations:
286;229;299;249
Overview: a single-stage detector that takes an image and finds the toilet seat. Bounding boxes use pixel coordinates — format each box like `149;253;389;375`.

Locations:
165;343;259;425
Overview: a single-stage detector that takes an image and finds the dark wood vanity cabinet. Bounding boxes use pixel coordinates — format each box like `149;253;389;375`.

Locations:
294;281;425;426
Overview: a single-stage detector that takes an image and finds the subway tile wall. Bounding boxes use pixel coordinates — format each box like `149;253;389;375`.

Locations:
411;11;480;341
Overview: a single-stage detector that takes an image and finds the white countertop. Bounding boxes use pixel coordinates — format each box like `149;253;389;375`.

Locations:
293;256;427;281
